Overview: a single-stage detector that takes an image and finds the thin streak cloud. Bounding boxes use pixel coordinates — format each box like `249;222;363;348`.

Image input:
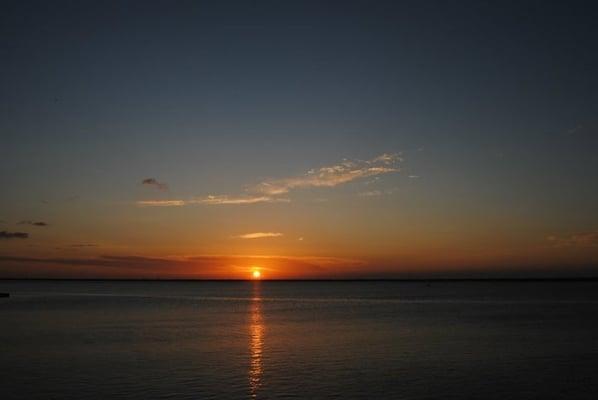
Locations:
233;232;284;239
0;231;29;239
19;220;49;227
358;190;383;197
194;195;289;205
137;196;289;207
137;200;188;207
358;187;397;197
547;231;598;248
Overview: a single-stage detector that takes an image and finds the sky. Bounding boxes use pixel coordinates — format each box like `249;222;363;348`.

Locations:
1;0;597;279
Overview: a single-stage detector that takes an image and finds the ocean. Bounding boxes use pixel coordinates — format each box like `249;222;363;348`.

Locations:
1;280;597;399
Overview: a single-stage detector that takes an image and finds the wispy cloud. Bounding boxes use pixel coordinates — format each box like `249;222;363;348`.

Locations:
358;190;383;197
194;195;289;205
137;195;289;207
251;153;401;196
233;232;283;239
547;231;598;248
358;187;397;197
0;231;29;239
19;220;49;227
137;200;189;207
142;178;168;191
137;153;401;207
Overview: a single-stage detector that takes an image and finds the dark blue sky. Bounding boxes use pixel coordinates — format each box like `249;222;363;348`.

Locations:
1;1;597;278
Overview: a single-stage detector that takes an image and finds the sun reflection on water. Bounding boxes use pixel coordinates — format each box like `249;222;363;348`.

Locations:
249;282;264;398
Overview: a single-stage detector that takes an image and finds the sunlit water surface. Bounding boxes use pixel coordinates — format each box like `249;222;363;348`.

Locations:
1;280;598;399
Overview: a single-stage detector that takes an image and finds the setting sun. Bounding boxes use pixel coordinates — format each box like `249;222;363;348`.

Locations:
252;270;261;279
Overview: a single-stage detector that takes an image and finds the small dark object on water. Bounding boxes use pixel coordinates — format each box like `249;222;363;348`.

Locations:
0;293;9;298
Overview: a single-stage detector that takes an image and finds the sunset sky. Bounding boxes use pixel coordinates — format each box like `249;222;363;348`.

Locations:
1;1;597;279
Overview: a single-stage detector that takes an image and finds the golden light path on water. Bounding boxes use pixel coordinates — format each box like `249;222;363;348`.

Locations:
249;282;264;398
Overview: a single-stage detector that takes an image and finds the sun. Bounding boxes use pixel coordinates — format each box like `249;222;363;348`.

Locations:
252;270;261;279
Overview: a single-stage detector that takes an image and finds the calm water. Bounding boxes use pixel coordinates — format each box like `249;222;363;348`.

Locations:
1;280;598;399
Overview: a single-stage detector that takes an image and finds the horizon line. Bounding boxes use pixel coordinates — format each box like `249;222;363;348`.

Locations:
2;277;598;282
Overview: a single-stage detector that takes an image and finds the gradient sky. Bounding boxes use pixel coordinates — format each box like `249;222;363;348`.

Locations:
1;0;597;279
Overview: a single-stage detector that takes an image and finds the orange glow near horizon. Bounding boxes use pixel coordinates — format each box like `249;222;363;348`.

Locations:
3;246;598;280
